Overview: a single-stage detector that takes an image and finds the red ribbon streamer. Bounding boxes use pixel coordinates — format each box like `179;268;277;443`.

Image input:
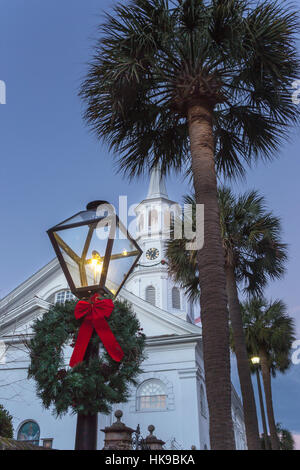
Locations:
69;294;124;368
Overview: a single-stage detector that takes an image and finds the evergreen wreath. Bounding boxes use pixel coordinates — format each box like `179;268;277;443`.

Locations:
28;298;146;416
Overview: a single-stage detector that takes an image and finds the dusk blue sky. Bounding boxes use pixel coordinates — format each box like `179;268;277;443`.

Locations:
1;1;300;443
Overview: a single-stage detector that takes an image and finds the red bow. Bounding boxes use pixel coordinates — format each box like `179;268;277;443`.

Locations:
69;294;124;368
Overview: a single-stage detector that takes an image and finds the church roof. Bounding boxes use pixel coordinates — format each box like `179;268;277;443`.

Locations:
0;257;201;338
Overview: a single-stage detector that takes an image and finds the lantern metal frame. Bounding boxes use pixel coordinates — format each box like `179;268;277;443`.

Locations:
47;201;142;299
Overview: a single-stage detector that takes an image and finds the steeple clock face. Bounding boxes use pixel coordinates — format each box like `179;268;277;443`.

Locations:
146;248;159;261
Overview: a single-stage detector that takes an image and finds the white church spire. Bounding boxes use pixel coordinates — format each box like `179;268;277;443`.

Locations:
146;165;168;200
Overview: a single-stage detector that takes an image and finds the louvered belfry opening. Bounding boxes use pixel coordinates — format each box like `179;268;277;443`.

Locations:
145;285;156;306
172;287;181;309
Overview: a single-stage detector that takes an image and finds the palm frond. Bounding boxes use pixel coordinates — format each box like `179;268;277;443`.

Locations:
241;297;296;374
166;186;287;299
80;0;300;180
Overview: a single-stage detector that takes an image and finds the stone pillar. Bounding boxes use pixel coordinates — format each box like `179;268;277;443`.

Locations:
101;410;135;450
145;425;165;450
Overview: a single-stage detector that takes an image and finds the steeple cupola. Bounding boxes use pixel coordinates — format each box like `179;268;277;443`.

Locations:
135;166;177;242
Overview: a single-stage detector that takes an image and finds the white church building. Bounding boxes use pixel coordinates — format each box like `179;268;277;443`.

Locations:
0;168;246;450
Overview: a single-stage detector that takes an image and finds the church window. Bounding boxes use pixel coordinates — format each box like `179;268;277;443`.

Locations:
55;290;75;304
148;209;158;231
163;209;170;230
138;213;144;233
145;286;156;306
200;384;207;417
172;287;181;309
17;420;40;446
170;211;175;232
163;210;175;237
0;340;6;365
137;379;167;411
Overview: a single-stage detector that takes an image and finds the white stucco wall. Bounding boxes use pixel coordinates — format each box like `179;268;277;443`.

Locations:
99;337;209;450
0;341;77;449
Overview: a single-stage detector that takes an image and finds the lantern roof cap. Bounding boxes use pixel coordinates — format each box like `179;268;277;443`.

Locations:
86;200;109;210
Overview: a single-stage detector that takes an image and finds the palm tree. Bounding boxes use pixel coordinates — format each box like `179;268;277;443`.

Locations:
80;0;299;449
222;189;287;450
250;359;270;450
276;423;295;450
241;298;296;450
166;189;287;449
259;423;295;450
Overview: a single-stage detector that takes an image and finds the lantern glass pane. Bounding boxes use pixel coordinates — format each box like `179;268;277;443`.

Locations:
54;224;90;254
61;251;82;288
52;217;113;289
105;224;139;294
54;210;102;228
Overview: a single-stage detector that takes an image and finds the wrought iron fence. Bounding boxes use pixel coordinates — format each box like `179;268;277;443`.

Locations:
131;424;151;450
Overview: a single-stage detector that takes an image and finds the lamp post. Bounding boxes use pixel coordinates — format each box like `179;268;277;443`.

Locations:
47;200;142;450
251;356;270;450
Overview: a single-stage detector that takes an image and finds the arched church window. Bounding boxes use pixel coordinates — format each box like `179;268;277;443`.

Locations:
0;341;6;365
163;209;170;230
172;287;181;309
55;290;75;304
145;286;156;306
148;209;158;230
163;210;175;237
137;379;167;411
138;213;144;233
200;384;207;417
17;420;40;446
170;211;175;232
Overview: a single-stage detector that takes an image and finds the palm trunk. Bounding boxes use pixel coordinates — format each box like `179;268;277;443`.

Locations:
259;349;280;450
256;369;270;450
225;265;261;450
187;102;235;450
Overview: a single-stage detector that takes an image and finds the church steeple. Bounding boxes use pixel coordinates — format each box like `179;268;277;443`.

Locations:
146;166;168;200
125;167;193;320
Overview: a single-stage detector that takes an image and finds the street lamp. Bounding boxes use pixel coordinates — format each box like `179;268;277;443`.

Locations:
47;200;142;299
251;356;260;366
250;356;270;450
47;200;142;450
